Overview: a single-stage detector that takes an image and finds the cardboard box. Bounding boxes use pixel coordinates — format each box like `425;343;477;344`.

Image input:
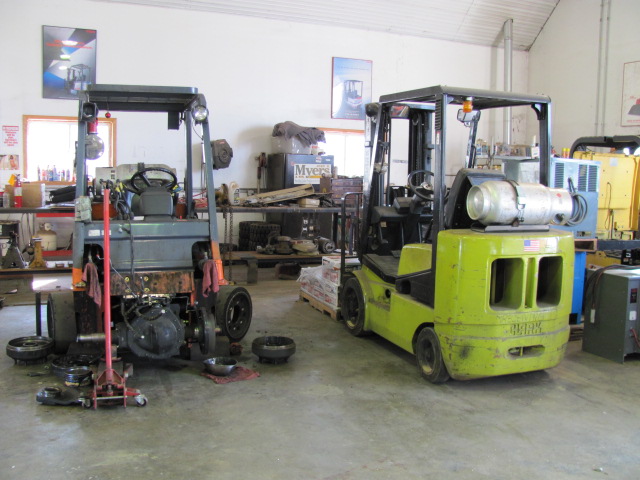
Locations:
299;266;339;307
4;182;46;207
321;255;361;285
322;255;361;271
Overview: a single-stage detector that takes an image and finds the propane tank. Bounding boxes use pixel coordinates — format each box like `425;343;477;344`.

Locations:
466;181;573;226
33;223;58;251
14;175;22;208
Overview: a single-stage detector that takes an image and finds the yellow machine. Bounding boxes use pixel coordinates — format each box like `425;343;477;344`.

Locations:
339;86;581;383
571;136;640;239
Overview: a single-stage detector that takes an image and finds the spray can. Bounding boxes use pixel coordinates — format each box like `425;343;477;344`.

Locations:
14;175;22;208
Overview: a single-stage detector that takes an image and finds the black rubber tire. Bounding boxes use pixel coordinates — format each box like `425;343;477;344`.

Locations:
239;221;263;250
341;277;368;336
198;308;217;356
250;223;280;243
46;291;77;354
415;327;450;384
215;286;252;342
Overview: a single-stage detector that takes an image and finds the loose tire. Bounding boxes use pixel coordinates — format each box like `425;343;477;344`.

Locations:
341;277;368;336
46;291;77;354
215;286;252;342
415;327;450;384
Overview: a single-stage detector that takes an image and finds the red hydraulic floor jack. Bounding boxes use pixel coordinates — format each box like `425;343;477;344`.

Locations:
84;189;147;409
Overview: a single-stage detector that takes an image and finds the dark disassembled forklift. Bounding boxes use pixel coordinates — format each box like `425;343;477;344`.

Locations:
46;85;252;403
340;86;581;383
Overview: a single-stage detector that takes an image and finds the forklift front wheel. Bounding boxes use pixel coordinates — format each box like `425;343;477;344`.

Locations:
341;277;368;337
415;327;450;384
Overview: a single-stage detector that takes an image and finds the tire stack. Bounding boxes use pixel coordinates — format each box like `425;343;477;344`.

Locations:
238;221;260;251
248;223;281;251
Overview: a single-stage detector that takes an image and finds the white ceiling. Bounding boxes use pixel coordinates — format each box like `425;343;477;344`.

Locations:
93;0;560;51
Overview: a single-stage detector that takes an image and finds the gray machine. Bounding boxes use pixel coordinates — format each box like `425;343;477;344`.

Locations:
503;156;600;237
583;268;640;363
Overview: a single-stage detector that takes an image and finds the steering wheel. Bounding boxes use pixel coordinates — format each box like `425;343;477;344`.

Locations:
126;167;178;194
407;169;435;201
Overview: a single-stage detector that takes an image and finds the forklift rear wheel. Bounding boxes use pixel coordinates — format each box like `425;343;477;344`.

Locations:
341;277;368;336
46;292;77;354
215;286;252;343
415;327;450;384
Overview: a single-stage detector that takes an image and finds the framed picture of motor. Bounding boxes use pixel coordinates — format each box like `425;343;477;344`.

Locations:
622;61;640;127
331;57;372;120
42;25;97;100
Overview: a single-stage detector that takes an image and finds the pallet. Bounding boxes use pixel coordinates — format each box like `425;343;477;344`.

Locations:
299;291;340;321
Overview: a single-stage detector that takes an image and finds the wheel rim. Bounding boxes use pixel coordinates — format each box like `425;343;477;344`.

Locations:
344;288;359;329
225;294;251;338
417;335;436;376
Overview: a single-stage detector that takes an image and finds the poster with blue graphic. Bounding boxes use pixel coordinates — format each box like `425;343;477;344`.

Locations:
331;57;372;120
43;26;97;99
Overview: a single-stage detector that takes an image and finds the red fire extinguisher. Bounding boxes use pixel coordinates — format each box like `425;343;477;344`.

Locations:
14;174;22;208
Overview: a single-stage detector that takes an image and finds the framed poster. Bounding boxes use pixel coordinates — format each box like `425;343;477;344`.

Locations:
43;25;97;100
622;61;640;127
331;57;372;120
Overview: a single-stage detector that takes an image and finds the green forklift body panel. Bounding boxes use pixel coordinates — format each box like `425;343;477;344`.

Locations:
355;228;574;380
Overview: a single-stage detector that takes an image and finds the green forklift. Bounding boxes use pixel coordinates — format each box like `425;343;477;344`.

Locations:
339;86;579;383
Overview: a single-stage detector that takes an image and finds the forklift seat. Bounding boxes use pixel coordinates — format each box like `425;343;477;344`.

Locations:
133;187;174;220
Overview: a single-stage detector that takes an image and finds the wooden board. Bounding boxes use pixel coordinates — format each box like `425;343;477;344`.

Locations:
299;290;339;321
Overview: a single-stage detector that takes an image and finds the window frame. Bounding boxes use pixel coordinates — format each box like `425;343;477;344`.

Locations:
320;127;365;178
22;114;117;183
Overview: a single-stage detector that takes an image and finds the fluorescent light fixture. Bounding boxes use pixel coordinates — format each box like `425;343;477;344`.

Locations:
58;66;68;70
60;54;71;60
61;40;78;46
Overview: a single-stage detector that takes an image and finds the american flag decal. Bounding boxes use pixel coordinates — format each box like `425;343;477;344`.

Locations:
524;239;541;252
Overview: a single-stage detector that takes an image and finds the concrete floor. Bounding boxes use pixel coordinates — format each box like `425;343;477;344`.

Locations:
0;268;639;480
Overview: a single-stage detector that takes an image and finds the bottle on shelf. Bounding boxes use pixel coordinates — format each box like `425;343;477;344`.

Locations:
14;174;22;207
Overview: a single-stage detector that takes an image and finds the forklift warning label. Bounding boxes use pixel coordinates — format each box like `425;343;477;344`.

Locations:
294;164;332;185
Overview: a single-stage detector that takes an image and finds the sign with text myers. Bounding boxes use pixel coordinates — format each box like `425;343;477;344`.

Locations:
294;162;332;185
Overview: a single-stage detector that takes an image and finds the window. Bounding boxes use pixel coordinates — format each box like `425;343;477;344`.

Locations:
321;129;365;177
23;115;116;182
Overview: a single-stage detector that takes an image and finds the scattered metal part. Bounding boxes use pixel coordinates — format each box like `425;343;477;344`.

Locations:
6;336;54;363
229;342;243;356
252;336;296;364
63;366;93;387
203;357;237;376
316;236;335;254
36;386;83;406
51;354;101;378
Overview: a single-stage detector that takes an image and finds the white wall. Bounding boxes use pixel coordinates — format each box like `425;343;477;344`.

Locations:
0;0;529;191
529;0;640;151
0;0;533;246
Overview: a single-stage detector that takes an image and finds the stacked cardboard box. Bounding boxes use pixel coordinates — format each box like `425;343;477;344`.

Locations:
3;182;46;207
299;256;361;309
